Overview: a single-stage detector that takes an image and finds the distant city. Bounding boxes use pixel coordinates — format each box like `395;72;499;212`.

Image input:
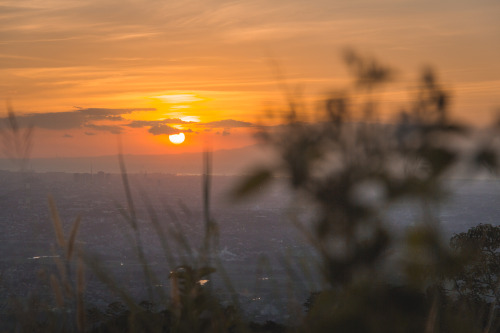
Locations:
1;169;500;321
0;144;273;175
0;168;308;321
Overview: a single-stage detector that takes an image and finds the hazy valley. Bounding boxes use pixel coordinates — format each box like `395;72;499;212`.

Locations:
1;169;500;322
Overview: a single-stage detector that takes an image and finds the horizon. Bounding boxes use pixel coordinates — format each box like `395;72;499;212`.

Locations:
0;143;275;174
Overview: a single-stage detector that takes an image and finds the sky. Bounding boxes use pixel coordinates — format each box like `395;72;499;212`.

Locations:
1;0;499;157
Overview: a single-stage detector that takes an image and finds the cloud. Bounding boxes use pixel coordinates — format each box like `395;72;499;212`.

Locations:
84;132;96;136
12;111;86;130
79;108;154;121
148;125;181;136
126;118;188;128
85;124;122;134
201;119;253;128
2;108;156;130
216;130;231;136
63;134;73;138
148;125;193;136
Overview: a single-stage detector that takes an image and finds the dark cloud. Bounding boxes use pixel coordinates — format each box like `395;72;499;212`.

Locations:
201;119;253;128
126;118;187;128
79;108;153;121
77;107;154;114
215;130;231;136
1;108;156;130
13;111;85;130
84;132;96;136
148;125;193;136
85;124;122;134
104;115;124;121
126;120;158;128
148;125;181;136
63;134;73;138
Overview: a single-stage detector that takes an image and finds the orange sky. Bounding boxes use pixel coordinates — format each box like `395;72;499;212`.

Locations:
1;0;499;157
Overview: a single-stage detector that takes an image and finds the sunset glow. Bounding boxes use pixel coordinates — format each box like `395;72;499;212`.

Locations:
2;2;500;330
0;0;499;158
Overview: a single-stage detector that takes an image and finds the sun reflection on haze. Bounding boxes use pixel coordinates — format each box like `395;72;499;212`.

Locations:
180;116;200;123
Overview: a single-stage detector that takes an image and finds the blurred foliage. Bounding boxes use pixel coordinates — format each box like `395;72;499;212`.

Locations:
168;265;232;333
450;224;500;303
0;102;33;171
237;50;500;332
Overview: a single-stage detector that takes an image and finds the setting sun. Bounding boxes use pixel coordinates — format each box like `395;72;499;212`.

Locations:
169;132;185;144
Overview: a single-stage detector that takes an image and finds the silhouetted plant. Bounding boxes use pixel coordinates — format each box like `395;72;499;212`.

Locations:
84;149;242;333
236;50;500;332
0;103;33;171
450;224;500;303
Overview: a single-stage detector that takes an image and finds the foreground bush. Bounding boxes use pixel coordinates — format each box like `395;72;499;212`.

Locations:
237;50;500;332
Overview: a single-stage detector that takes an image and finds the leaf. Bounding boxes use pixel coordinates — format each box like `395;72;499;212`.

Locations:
50;274;64;307
76;259;86;333
419;146;456;176
49;195;65;248
232;168;272;198
197;266;216;279
67;215;82;260
474;148;497;173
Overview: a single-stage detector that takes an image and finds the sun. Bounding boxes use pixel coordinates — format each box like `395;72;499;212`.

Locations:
169;132;185;144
